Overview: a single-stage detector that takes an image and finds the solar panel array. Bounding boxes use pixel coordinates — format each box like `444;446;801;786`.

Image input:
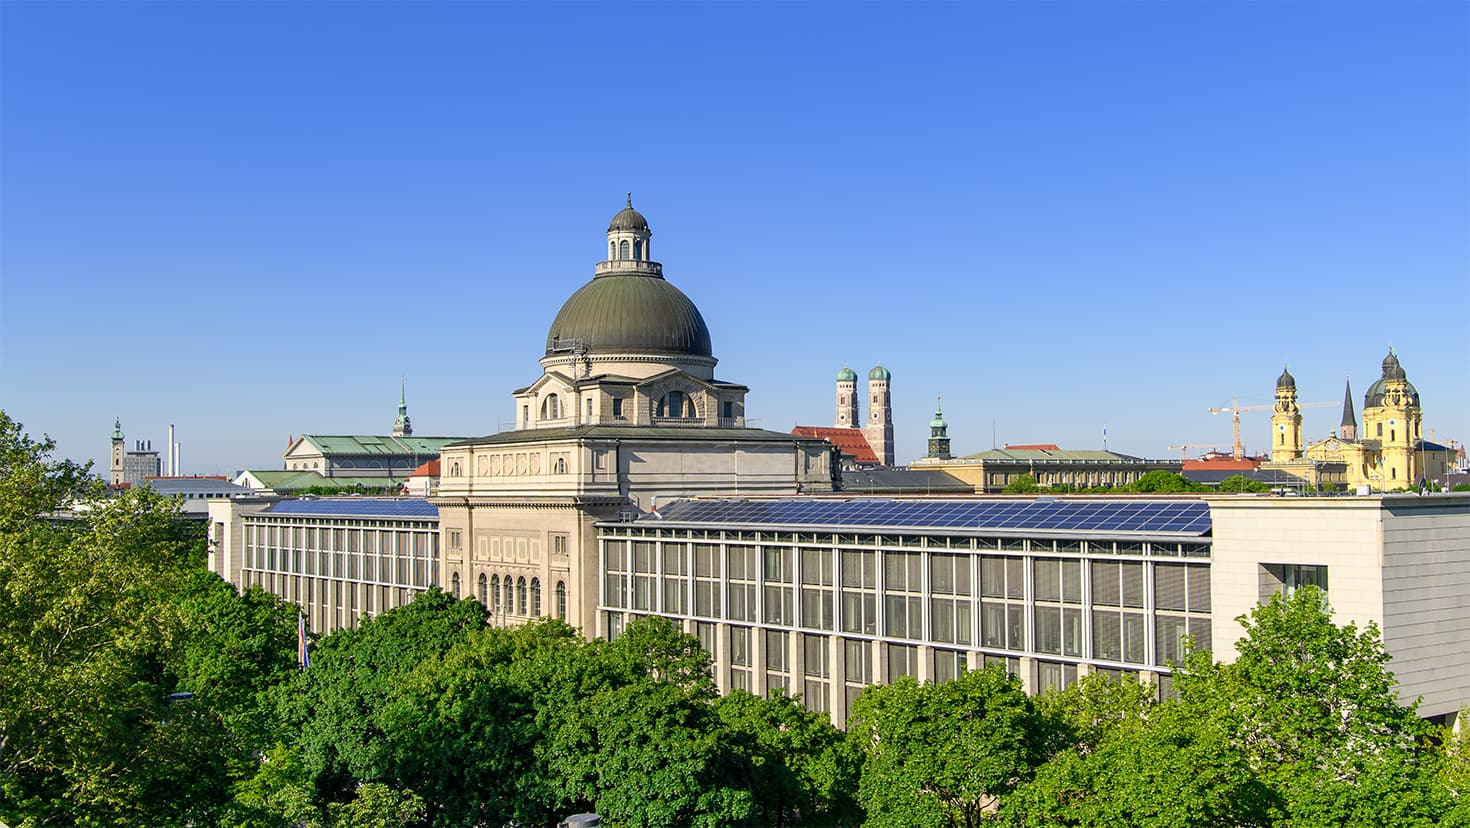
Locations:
649;498;1210;535
265;499;439;519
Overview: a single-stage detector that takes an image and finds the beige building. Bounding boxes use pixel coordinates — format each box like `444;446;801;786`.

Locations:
912;445;1181;493
1208;494;1470;720
429;198;835;633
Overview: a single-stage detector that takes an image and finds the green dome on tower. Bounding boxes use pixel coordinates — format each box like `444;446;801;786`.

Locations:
836;367;857;382
868;364;891;381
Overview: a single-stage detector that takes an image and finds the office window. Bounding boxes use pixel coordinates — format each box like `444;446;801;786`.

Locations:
603;541;627;609
762;546;794;625
694;543;721;618
632;542;655;612
883;552;923;639
661;542;687;614
930;553;972;645
840;550;877;635
727;546;756;622
800;547;834;631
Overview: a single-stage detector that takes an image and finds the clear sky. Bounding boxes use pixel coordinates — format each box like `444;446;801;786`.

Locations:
2;1;1466;475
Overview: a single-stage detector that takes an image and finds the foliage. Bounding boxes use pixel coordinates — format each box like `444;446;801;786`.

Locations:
1216;474;1270;493
1002;474;1040;494
0;415;296;826
0;411;100;533
848;666;1043;826
276;588;487;805
714;690;861;827
1127;470;1204;493
1453;482;1470;492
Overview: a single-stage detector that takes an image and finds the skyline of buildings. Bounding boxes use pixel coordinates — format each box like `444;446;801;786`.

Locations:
206;198;1470;730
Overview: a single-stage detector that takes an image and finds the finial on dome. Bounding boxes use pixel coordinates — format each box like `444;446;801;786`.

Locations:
627;192;633;207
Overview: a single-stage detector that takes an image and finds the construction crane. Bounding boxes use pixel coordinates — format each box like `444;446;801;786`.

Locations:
1207;396;1335;460
1168;443;1227;462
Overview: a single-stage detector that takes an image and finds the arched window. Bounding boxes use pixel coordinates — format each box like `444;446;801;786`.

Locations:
619;239;630;259
503;577;513;615
657;390;695;419
554;457;567;474
477;573;487;607
542;394;561;420
451;461;462;477
451;572;461;599
490;575;501;613
517;577;527;615
610;241;616;260
530;578;541;617
556;581;567;620
633;240;642;259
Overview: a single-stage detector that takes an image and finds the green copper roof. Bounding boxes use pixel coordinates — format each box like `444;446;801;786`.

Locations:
869;364;891;381
608;193;650;233
295;435;462;456
545;272;712;358
111;418;123;440
836;367;857;382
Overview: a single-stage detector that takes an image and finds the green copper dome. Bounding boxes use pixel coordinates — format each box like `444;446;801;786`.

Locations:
836;367;857;382
869;364;891;381
608;193;650;233
546;273;712;358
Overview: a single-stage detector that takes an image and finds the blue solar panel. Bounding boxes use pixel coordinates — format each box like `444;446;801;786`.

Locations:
648;498;1210;535
264;498;439;519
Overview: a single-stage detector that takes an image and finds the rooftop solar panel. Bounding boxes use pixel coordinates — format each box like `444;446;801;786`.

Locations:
646;498;1210;536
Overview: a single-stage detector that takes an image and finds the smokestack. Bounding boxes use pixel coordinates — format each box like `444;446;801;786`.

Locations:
174;443;181;476
168;424;175;476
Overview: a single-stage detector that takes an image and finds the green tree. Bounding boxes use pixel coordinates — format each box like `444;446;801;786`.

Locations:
1216;474;1269;493
277;588;487;806
1003;474;1040;494
1005;703;1273;827
0;412;99;533
1128;470;1202;493
542;617;754;827
848;666;1043;827
0;414;293;825
713;690;860;827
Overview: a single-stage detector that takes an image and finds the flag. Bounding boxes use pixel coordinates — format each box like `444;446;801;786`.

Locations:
297;611;310;670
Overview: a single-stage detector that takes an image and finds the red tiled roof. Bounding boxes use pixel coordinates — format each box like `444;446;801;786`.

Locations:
409;459;441;478
792;426;880;465
1004;443;1061;451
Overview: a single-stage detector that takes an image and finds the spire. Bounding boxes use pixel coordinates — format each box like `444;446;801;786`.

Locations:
111;417;123;441
1341;379;1356;427
927;393;951;459
393;378;413;437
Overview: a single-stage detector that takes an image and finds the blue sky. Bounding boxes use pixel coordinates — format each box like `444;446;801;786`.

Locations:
2;2;1466;474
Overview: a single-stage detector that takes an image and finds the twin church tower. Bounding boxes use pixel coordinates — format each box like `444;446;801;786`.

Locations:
834;365;895;467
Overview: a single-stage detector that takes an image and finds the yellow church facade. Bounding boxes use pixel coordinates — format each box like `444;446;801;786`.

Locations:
1266;350;1453;491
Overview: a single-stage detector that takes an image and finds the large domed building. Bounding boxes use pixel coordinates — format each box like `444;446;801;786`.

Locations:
433;199;835;635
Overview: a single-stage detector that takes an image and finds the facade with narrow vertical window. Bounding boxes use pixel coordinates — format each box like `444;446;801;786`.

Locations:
597;493;1470;727
210;498;441;634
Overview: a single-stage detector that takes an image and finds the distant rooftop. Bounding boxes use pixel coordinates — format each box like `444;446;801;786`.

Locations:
793;426;879;465
262;498;438;519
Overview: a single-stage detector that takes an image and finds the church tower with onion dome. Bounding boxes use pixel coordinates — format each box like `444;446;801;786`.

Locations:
1270;365;1302;463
